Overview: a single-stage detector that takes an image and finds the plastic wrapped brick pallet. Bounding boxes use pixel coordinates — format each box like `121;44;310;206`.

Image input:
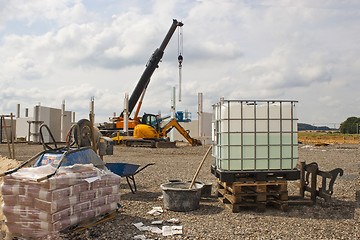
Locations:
1;164;121;238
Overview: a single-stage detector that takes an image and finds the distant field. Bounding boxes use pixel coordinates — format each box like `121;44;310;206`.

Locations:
298;131;359;144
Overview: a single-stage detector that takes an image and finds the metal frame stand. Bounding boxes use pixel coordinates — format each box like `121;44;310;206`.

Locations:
299;161;343;203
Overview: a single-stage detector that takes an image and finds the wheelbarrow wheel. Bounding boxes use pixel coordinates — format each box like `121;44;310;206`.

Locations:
75;119;93;147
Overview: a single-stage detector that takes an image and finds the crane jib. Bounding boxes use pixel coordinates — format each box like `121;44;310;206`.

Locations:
121;19;183;117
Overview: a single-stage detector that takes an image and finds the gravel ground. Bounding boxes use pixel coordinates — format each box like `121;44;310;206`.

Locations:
0;142;359;239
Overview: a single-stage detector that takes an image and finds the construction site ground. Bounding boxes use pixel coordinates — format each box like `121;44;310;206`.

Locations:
0;142;358;239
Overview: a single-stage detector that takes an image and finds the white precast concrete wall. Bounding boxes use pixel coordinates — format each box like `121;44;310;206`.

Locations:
16;117;32;140
16;106;72;143
173;112;212;145
62;110;72;141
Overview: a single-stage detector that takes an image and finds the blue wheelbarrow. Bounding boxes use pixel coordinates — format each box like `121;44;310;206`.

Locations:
105;163;154;194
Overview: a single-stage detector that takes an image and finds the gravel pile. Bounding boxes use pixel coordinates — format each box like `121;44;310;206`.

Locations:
0;143;358;239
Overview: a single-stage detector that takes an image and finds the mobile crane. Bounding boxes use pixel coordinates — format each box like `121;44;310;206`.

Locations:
99;19;184;136
99;19;199;146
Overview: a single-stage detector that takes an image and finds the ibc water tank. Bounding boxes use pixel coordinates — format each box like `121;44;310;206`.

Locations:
212;100;298;171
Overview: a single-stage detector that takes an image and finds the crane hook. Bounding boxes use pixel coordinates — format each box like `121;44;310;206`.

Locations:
178;54;183;67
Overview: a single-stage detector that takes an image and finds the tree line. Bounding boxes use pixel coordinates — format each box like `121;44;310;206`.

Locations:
298;123;333;131
298;117;360;134
339;117;360;134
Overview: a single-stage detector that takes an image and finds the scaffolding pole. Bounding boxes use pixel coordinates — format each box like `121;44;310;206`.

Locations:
1;114;15;159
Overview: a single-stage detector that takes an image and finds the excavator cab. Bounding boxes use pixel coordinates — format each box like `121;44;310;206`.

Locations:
141;114;161;132
133;114;162;139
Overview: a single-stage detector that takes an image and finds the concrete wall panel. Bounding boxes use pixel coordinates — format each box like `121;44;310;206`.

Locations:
16;106;72;143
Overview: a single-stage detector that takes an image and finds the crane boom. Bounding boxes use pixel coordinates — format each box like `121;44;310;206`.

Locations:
122;19;184;117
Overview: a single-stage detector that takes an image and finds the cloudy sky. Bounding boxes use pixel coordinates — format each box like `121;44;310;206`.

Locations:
0;0;359;127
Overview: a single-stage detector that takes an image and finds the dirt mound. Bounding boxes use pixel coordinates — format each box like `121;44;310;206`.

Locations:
0;155;22;221
0;155;21;183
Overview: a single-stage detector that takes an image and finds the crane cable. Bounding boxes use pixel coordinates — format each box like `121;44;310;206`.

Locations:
177;25;183;102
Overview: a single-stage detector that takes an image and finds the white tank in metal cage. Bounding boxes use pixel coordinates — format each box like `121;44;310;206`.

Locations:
212;99;298;171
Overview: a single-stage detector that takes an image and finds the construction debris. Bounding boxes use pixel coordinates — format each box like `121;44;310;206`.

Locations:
133;222;148;232
133;222;183;237
167;218;180;224
133;213;183;238
162;225;183;236
133;235;147;239
146;206;163;216
151;220;163;225
148;226;162;234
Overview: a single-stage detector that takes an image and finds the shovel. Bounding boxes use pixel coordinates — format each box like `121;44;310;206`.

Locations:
189;145;213;189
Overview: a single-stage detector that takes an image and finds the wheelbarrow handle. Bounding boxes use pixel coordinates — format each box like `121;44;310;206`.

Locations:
0;150;47;177
134;163;155;175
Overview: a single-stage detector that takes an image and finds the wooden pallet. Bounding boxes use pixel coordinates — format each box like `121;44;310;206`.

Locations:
217;180;289;212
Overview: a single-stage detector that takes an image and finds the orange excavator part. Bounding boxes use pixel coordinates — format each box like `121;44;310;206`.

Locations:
115;117;140;130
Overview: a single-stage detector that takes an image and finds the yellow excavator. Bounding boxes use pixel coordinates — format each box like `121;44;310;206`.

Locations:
125;114;201;147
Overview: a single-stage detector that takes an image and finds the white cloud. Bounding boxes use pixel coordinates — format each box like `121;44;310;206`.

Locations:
0;0;359;126
0;0;91;30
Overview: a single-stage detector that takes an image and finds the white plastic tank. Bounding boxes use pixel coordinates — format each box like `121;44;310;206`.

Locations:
212;100;298;171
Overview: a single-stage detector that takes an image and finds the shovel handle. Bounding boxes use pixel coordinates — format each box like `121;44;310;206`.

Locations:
37;174;52;182
189;145;212;189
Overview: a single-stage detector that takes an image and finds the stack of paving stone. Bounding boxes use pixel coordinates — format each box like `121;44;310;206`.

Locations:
1;164;121;238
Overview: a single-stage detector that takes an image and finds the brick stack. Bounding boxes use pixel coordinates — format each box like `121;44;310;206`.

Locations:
1;164;121;238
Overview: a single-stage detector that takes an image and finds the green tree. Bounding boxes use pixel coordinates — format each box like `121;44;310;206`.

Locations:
339;117;360;134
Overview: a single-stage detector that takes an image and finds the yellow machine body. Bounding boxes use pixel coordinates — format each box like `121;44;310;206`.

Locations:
134;124;162;139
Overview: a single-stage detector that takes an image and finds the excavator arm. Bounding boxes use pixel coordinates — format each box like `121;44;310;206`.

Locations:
161;119;201;146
